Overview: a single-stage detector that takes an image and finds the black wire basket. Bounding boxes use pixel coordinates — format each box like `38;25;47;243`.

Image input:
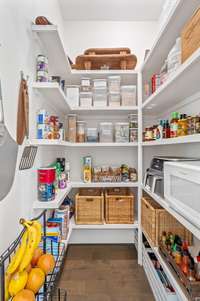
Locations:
0;210;67;301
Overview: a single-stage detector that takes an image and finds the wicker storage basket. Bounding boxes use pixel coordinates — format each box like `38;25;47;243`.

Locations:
75;191;104;224
141;195;192;247
181;8;200;63
105;190;134;224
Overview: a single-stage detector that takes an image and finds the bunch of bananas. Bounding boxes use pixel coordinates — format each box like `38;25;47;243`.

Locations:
5;219;42;300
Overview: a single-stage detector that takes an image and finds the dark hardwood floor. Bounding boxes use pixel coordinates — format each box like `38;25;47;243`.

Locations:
58;244;155;301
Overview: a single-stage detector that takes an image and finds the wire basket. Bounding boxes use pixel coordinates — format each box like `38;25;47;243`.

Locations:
0;210;68;301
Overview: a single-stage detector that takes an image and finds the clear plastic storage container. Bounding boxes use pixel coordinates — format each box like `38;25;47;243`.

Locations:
86;128;98;142
65;85;80;107
81;78;92;92
79;92;93;107
108;93;121;107
115;123;129;143
108;76;121;93
129;128;138;142
93;79;107;88
93;88;107;107
76;121;86;143
99;122;113;142
121;85;137;106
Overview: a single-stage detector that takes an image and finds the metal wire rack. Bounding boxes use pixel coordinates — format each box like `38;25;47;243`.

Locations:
0;210;68;301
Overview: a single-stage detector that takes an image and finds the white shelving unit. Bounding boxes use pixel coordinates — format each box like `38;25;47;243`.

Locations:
31;3;200;298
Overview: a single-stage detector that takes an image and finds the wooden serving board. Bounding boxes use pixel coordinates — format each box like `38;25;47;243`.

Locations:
73;54;137;70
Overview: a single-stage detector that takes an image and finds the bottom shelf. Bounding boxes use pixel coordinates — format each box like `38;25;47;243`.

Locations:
71;216;138;230
142;233;188;301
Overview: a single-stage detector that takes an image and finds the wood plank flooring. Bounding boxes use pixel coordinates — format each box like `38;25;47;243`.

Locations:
58;244;155;301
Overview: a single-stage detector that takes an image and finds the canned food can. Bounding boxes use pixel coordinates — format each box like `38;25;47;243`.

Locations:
37;109;48;124
36;70;48;82
38;183;55;202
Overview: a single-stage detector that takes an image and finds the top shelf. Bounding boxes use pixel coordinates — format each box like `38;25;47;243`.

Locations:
141;0;200;78
142;48;200;115
32;25;138;82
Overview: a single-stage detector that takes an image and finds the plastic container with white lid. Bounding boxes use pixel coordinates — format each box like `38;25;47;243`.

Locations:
93;79;107;88
81;78;92;92
108;76;121;93
93;93;107;107
99;122;113;142
79;92;93;107
86;128;98;142
76;121;86;142
121;85;137;106
108;93;121;107
65;85;80;107
115;122;129;143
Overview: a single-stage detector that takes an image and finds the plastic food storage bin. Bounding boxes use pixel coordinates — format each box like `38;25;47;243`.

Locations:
108;76;121;93
81;77;92;92
121;85;137;106
115;123;129;143
86;128;98;142
99;122;113;142
93;79;107;88
93;88;107;107
79;92;93;107
65;85;80;107
108;93;121;107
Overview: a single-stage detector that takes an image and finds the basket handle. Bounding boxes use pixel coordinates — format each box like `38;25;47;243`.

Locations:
86;198;94;202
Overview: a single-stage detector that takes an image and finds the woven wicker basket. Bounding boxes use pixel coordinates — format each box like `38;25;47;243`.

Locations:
141;195;193;247
105;190;134;224
75;192;104;224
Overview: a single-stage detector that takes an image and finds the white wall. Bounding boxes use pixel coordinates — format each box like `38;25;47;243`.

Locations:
0;0;66;254
64;21;158;69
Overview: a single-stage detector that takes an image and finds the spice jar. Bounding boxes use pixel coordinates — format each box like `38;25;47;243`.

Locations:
187;116;193;135
129;168;137;182
194;116;200;134
177;114;188;136
76;121;86;142
129;128;137;142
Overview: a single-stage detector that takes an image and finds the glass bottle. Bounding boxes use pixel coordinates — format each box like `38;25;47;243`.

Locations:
170;112;179;138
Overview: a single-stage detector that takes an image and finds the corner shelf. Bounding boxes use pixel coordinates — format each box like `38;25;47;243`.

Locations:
142;134;200;146
142;48;200;114
33;184;72;209
32;25;71;78
32;82;70;113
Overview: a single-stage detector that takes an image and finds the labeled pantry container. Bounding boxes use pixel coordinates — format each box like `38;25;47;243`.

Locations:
65;85;80;107
79;92;93;107
93;87;107;107
121;85;137;106
99;122;113;142
76;121;86;142
67;114;77;142
108;76;121;93
108;93;121;107
115;123;129;143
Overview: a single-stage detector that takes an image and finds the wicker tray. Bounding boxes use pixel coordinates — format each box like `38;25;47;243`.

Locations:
73;54;137;70
159;244;200;301
84;48;131;55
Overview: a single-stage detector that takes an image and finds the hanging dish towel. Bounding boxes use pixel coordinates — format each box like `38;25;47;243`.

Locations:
16;78;29;145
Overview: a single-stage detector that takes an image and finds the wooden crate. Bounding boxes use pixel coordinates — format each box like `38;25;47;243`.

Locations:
75;192;104;224
105;190;134;224
181;8;200;63
141;195;192;247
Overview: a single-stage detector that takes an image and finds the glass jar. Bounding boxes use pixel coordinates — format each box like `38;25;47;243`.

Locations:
76;121;86;142
177;114;188;136
129;128;137;142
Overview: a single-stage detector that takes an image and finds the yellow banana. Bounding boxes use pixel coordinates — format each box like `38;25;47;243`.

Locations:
6;230;28;275
18;223;38;272
32;220;42;247
5;273;11;301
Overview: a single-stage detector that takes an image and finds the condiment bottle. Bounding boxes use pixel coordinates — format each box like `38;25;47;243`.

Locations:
181;252;189;276
170;112;179;138
174;246;182;266
178;114;188;136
